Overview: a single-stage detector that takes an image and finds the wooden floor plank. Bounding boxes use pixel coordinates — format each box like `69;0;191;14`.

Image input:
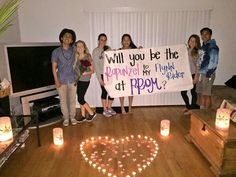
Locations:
0;106;215;177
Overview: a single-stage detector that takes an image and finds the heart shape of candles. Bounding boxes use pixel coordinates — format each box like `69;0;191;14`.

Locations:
80;135;159;177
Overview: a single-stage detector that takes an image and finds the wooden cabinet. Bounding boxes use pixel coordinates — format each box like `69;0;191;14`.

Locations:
186;110;236;177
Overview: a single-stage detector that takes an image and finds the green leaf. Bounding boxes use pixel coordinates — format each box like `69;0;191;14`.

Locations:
0;0;21;37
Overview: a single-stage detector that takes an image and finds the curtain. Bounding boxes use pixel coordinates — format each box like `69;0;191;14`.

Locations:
86;9;212;106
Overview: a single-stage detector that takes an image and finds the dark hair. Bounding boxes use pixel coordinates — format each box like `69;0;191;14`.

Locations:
98;33;109;51
59;28;76;45
188;34;201;59
200;27;212;35
121;34;137;49
98;33;107;40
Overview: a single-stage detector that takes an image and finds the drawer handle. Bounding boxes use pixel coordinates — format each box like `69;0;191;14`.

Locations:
202;123;206;131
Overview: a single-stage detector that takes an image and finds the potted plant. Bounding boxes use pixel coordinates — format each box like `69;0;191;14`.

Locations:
0;0;20;98
0;0;21;36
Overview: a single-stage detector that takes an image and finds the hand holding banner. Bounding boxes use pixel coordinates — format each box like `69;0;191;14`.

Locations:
103;44;193;98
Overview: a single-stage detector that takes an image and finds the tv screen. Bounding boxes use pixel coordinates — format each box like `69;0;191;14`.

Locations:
6;45;59;94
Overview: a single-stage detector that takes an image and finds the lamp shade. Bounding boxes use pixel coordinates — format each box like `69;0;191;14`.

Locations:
160;120;170;136
53;128;63;146
215;108;230;129
0;117;13;142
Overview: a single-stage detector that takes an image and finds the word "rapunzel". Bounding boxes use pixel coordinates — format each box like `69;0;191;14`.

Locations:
104;64;140;81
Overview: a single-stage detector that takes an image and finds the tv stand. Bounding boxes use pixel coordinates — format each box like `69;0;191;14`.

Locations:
21;90;58;124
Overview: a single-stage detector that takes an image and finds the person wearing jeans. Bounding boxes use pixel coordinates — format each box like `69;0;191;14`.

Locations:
51;28;78;126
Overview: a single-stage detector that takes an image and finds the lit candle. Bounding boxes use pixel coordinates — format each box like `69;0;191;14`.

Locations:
53;128;63;146
0;117;13;142
102;169;106;174
160;120;170;136
138;168;142;172
215;108;231;129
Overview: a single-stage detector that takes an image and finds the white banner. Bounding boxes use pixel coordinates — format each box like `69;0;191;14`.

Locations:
104;44;193;98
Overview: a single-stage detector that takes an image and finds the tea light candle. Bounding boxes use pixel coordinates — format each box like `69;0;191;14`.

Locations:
160;119;170;136
102;169;106;174
215;108;231;129
0;117;13;142
53;128;64;146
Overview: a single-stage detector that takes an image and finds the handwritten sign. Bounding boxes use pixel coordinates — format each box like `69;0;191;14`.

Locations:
103;44;193;98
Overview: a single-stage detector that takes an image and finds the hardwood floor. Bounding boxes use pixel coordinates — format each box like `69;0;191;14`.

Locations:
0;106;215;177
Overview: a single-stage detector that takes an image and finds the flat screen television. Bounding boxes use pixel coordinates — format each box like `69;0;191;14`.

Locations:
4;43;60;97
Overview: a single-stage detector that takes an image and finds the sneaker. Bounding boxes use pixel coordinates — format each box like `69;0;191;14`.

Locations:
107;108;116;115
103;110;112;117
71;118;78;125
63;119;69;127
77;116;86;123
86;113;97;122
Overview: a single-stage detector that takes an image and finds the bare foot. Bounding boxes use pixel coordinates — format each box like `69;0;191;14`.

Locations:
183;109;191;115
121;108;126;114
128;107;132;114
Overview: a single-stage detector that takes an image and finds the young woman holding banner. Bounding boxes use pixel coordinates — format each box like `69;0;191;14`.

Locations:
119;34;140;114
92;34;116;117
181;34;201;115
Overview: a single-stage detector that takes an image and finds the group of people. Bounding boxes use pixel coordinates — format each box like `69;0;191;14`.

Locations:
181;27;219;115
51;29;140;126
51;27;219;126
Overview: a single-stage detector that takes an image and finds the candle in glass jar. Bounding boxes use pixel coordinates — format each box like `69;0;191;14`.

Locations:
160;120;170;136
0;117;13;142
53;128;64;146
215;108;230;129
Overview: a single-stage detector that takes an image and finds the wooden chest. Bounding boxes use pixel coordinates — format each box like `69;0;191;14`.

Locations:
186;110;236;177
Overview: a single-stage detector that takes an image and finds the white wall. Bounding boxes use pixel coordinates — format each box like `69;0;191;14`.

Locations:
1;0;235;108
17;0;236;85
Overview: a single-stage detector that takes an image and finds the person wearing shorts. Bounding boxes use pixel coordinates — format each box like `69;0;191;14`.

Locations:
196;27;219;109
